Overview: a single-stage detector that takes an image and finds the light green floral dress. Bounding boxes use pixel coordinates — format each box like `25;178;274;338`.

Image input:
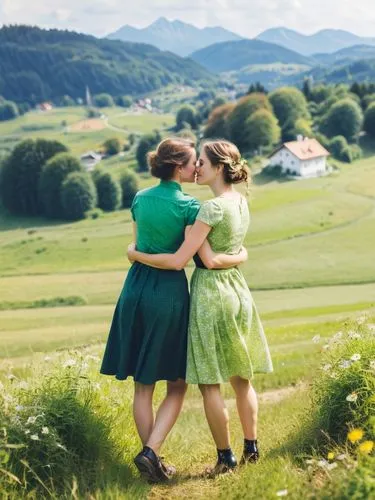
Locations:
186;196;273;384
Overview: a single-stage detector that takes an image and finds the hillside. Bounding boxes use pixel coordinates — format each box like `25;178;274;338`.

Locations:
107;17;242;57
256;27;375;55
190;39;312;73
0;25;215;104
312;44;375;65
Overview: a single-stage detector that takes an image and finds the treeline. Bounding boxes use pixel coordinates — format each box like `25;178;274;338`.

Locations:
201;80;375;163
0;138;139;221
0;25;215;104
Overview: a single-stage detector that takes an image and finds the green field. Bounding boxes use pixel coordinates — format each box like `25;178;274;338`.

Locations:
0;108;374;498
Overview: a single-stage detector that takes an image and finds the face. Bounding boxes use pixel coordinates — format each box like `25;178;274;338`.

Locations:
179;149;197;183
195;148;220;186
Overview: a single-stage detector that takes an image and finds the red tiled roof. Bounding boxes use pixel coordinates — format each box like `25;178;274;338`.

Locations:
270;138;330;160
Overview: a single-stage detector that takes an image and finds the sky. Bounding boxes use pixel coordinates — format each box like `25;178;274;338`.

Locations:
0;0;374;39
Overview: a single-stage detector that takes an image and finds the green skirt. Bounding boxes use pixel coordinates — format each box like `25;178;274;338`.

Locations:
100;262;190;384
187;267;273;384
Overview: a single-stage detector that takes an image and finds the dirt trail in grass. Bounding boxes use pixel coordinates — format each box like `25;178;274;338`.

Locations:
184;383;306;411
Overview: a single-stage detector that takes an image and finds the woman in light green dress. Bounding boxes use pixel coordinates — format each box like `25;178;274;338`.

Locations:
128;140;273;475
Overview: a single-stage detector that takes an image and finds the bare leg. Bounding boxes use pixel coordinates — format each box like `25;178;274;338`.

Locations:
199;384;230;450
133;382;155;445
146;379;187;454
230;376;258;439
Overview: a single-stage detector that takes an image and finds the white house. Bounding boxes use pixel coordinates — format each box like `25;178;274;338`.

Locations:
80;151;102;171
268;137;330;178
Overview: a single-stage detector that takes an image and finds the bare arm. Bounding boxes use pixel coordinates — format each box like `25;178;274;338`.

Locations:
184;226;248;269
198;240;248;269
128;220;212;270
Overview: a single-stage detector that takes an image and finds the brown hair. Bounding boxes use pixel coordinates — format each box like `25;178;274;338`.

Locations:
148;137;195;180
202;140;249;185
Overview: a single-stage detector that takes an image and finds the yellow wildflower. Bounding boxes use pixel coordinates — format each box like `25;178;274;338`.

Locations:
347;429;364;443
327;452;335;460
358;441;374;454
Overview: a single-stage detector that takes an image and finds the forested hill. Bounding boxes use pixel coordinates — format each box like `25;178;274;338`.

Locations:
0;25;215;104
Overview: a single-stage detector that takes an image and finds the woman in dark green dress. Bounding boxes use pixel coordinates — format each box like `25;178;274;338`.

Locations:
100;138;246;483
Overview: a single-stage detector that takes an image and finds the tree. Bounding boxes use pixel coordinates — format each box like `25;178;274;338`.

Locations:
0;139;67;216
321;98;363;142
94;93;115;108
176;105;197;130
120;169;139;208
61;172;97;220
247;82;268;95
242;109;281;152
92;170;121;211
228;93;272;151
282;118;313;142
302;78;313;101
204;102;235;139
59;95;75;107
364;102;375;138
39;153;83;218
116;95;132;108
0;100;19;121
136;131;161;172
102;138;122;156
269;87;310;129
329;136;349;160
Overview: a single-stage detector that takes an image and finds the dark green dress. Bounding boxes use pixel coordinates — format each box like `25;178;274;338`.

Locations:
100;180;200;384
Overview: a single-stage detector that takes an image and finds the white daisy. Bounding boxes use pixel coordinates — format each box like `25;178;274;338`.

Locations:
63;359;76;368
350;354;361;362
339;360;351;369
26;416;37;425
30;434;39;441
346;392;358;402
276;490;288;497
41;427;49;435
312;335;320;344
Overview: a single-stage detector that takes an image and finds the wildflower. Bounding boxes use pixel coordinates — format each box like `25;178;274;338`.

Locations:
350;353;361;362
347;429;364;443
356;316;366;325
24;430;30;435
332;331;343;342
6;374;16;381
330;372;338;379
305;459;315;465
336;454;347;461
26;416;37;425
276;490;288;497
30;434;39;441
41;427;49;435
15;405;24;412
312;335;320;344
322;364;332;372
358;441;374;454
369;360;375;370
327;452;335;460
63;359;76;368
346;392;358;403
322;344;330;351
317;459;328;468
327;462;338;471
339;360;351;369
348;331;361;340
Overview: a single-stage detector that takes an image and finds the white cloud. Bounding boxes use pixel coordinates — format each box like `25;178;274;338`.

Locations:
0;0;374;38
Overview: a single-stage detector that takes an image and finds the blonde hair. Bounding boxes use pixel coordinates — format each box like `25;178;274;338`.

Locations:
202;140;250;188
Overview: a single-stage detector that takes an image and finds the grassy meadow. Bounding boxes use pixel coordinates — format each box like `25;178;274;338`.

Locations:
0;107;374;498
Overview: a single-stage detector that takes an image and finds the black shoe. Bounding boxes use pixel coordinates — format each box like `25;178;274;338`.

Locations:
240;439;259;465
133;446;170;483
159;456;177;477
205;448;237;478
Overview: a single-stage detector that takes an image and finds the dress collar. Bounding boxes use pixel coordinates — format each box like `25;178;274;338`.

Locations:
160;180;182;191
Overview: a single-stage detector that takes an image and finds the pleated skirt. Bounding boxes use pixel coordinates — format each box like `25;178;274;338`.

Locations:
100;262;190;384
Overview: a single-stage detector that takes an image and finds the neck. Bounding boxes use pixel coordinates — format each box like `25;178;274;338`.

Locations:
210;178;234;197
169;173;181;185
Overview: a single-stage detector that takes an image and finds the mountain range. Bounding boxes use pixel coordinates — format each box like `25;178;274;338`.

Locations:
107;17;242;57
256;27;375;56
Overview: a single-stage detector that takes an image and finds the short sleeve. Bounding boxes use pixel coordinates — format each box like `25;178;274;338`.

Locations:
185;198;200;226
196;200;223;227
130;194;138;222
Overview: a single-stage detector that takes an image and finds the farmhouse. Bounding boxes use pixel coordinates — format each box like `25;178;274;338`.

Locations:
268;136;330;178
80;151;102;171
